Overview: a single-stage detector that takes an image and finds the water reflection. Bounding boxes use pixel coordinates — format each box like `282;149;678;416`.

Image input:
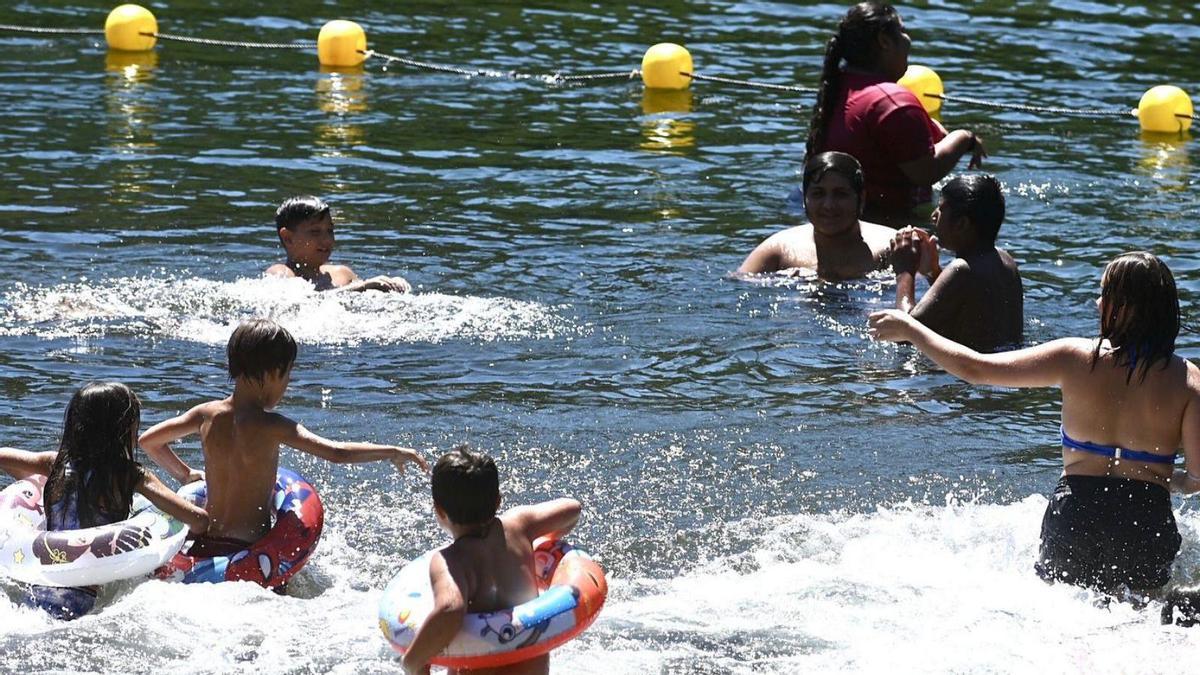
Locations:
315;67;368;155
104;50;158;200
640;89;695;152
1136;132;1192;192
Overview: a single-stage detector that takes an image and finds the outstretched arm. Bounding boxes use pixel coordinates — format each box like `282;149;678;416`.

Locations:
138;406;207;484
137;470;210;534
0;448;56;479
402;552;468;675
737;237;783;275
898;129;985;185
509;498;582;541
276;419;429;473
868;309;1078;388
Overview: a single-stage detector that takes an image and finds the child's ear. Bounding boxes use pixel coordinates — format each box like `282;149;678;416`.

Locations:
278;227;292;247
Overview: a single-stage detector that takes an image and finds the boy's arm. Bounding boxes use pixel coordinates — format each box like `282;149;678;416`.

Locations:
265;263;295;278
509;498;582;541
0;448;56;479
138;406;207;484
274;417;429;473
137;469;210;534
402;551;468;675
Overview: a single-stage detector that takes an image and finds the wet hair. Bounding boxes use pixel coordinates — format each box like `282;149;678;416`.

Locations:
275;195;331;231
1092;252;1179;383
939;174;1005;244
802;151;865;208
431;445;499;526
44;382;144;529
805;2;904;159
227;319;297;382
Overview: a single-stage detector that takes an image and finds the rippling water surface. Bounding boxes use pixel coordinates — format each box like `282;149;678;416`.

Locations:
1;1;1198;672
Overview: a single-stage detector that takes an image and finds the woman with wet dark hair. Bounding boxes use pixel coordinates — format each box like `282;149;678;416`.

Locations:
870;252;1197;596
806;2;985;224
738;151;893;280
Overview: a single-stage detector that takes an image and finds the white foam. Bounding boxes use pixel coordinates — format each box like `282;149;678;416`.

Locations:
0;276;573;345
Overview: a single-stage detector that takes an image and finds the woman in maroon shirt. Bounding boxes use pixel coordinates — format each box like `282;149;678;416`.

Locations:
806;2;985;225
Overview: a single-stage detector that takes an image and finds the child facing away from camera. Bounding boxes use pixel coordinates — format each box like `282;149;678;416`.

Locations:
402;446;581;675
265;195;412;293
139;318;427;557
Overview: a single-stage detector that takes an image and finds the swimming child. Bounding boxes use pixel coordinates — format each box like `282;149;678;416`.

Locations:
401;446;581;675
0;382;209;620
265;195;412;293
139;318;428;559
869;251;1196;596
888;174;1022;352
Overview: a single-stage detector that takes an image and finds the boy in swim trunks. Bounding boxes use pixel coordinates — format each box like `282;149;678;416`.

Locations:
401;447;581;675
265;195;412;293
139;318;428;559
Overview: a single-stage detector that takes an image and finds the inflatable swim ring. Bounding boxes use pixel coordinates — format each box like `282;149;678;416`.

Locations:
378;537;607;669
0;474;188;587
155;467;323;588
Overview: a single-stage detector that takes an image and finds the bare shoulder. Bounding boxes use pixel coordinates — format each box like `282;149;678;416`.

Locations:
321;264;358;286
265;263;295;278
1184;357;1200;393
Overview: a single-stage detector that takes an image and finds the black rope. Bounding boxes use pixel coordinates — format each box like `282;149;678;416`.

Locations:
364;49;504;77
0;24;104;35
684;72;819;94
143;32;314;50
931;92;1134;119
552;70;641;83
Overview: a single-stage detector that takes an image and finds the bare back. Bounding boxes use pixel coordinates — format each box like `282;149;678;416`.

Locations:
441;514;546;675
195;399;282;542
912;247;1022;352
1060;340;1199;487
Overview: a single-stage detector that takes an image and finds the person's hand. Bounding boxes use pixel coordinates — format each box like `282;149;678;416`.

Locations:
868;309;917;343
401;659;430;675
364;275;412;293
966;132;987;169
907;228;941;278
889;228;922;275
184;468;206;485
391;447;430;474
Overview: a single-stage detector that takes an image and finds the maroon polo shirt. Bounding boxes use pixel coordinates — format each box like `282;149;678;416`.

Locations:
820;69;945;217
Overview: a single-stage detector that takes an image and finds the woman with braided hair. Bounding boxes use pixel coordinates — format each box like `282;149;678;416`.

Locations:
806;3;985;225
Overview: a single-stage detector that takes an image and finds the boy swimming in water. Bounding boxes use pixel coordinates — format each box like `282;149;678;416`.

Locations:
402;447;581;675
139;318;427;558
889;174;1022;352
265;195;412;293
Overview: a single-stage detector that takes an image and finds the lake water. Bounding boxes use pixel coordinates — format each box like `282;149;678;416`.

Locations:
1;1;1198;672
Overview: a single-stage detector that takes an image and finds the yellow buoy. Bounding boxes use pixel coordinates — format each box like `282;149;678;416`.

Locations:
898;65;943;114
641;43;693;90
105;4;157;52
318;20;367;68
1138;85;1193;134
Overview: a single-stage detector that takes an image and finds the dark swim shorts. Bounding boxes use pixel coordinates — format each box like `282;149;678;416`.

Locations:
1035;474;1181;592
24;584;98;621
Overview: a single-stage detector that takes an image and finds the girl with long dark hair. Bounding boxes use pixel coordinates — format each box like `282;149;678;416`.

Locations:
807;2;984;224
0;382;208;619
869;252;1195;594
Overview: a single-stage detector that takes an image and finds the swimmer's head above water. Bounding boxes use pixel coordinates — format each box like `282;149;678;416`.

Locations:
931;174;1005;252
1095;251;1179;383
431;445;500;528
275;195;335;270
226;318;298;398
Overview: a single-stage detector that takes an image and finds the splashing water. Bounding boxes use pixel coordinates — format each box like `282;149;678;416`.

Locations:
0;276;574;346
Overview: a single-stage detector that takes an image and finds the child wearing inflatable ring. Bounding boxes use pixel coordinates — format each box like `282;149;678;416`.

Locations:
402;446;581;675
0;382;209;620
139;319;428;570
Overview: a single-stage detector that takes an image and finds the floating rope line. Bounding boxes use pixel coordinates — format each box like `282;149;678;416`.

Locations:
0;24;104;35
552;70;642;83
142;32;313;50
683;71;819;94
364;49;639;85
929;92;1134;119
